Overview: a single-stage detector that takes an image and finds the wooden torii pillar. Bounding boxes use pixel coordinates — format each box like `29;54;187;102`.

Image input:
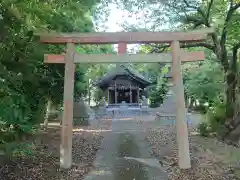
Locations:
171;41;190;168
38;28;214;169
61;43;75;169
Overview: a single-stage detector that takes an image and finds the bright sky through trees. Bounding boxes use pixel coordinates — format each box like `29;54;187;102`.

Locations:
95;2;171;53
95;3;139;52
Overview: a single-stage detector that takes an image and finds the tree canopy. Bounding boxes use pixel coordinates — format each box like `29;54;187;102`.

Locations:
0;0;114;147
95;0;240;137
105;0;239;116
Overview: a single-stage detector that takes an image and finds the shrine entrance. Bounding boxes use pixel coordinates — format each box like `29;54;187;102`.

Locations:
117;89;130;103
37;28;214;170
108;88;138;104
95;64;151;105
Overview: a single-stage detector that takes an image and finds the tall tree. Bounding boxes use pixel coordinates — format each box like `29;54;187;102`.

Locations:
108;0;240;120
0;0;105;144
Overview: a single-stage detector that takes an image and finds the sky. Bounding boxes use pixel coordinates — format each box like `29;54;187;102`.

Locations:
103;4;123;32
95;3;171;53
99;3;170;32
95;3;149;53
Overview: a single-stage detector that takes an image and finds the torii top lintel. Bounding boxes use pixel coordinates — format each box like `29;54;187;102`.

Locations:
38;28;214;44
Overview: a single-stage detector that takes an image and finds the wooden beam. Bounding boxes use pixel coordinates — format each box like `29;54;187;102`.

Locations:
44;51;204;64
60;43;75;169
44;54;65;63
38;28;214;44
171;40;191;169
118;43;127;54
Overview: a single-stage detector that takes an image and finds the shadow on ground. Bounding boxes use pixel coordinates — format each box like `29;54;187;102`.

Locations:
0;123;103;180
114;133;148;180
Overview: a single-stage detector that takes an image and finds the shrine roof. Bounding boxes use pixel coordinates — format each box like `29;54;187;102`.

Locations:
95;64;152;89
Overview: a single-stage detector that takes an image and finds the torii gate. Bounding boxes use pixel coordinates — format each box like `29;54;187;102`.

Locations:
38;28;214;170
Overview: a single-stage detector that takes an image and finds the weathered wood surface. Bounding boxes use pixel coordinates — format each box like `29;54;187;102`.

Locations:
44;51;205;64
118;43;127;53
60;43;75;169
38;28;214;44
171;40;191;169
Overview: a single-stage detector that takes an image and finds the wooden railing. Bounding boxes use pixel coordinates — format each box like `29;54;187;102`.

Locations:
107;103;141;109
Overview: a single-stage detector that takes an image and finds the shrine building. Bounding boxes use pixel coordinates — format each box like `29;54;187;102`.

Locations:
95;64;152;105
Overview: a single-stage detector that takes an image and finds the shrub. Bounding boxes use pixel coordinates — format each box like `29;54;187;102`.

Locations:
73;118;89;126
149;79;168;108
93;88;105;105
198;98;227;137
207;100;226;134
193;105;208;114
0;87;39;158
198;122;210;137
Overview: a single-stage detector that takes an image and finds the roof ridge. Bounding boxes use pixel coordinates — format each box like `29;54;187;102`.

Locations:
95;64;152;88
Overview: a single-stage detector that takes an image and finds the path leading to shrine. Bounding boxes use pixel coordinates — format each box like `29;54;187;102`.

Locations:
84;112;239;180
84;117;168;180
1;111;239;179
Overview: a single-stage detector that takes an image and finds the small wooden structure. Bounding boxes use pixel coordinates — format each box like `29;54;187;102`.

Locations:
37;28;214;170
95;64;151;104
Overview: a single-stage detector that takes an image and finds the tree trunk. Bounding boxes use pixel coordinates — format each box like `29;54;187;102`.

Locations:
222;51;239;139
44;100;52;131
88;78;91;105
188;98;195;110
226;71;237;119
184;94;189;108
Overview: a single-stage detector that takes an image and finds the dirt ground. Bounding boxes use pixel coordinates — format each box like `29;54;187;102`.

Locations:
2;116;240;180
0;122;105;180
146;125;240;180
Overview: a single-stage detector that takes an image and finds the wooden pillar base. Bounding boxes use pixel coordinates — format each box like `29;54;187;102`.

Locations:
60;123;73;169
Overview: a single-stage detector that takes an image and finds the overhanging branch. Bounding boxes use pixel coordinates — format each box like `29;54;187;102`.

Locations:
182;0;210;27
183;0;198;9
220;2;240;47
185;16;205;28
207;0;214;20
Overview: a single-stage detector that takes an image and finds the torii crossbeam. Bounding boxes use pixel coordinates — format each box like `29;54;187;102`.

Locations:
37;28;214;170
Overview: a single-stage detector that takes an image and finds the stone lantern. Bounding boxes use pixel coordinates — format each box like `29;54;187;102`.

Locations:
164;66;174;95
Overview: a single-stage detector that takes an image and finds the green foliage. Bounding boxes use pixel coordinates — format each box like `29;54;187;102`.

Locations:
0;84;37;144
0;0;104;151
98;0;240;140
149;78;168;108
149;64;169;108
129;61;171;108
183;59;225;107
206;99;227;134
10;142;35;158
93;88;105;104
198;98;227;137
83;46;115;104
198;122;210;137
105;0;239;120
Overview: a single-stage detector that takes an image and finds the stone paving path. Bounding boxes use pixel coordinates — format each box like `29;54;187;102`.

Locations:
84;117;168;180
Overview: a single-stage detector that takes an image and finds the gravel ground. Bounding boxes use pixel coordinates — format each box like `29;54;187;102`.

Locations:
146;125;240;180
0;125;103;180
